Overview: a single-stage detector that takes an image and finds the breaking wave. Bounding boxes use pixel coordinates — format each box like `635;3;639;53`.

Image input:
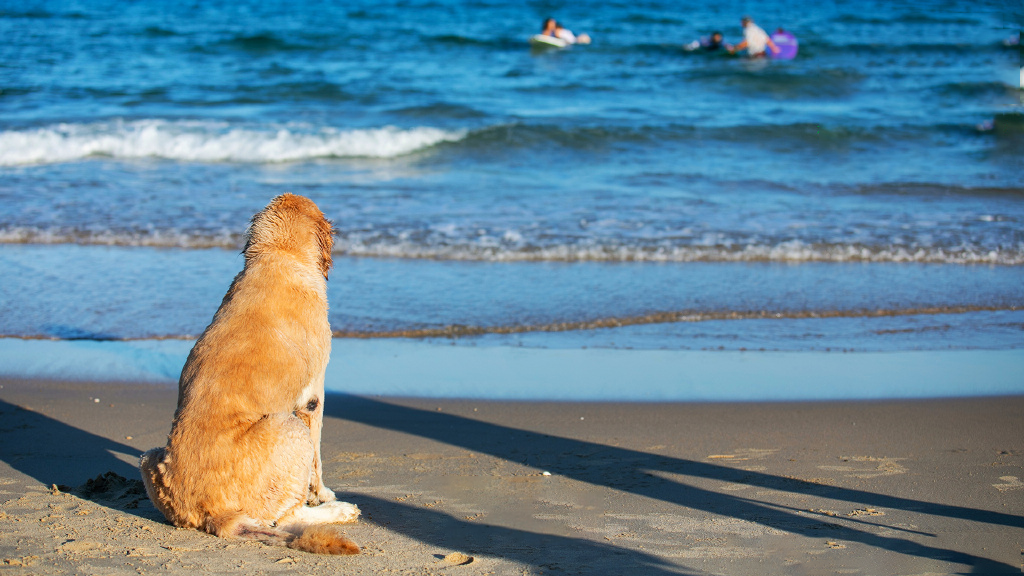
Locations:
4;118;1010;167
0;119;467;166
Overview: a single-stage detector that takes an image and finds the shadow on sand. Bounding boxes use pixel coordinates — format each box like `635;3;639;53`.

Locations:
0;395;1018;574
0;399;162;520
325;393;1022;575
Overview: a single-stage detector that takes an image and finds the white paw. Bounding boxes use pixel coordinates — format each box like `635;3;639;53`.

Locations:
321;500;360;523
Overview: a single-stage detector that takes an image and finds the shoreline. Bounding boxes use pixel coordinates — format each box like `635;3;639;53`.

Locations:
1;377;1021;574
1;338;1023;401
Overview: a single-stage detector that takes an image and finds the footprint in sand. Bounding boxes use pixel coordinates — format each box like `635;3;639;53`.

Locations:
706;449;779;462
992;476;1024;492
818;456;906;479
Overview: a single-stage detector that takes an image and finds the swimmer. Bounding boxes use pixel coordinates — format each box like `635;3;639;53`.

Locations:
728;16;779;58
685;31;730;52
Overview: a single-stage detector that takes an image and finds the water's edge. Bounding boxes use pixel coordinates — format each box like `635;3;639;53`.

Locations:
1;338;1020;401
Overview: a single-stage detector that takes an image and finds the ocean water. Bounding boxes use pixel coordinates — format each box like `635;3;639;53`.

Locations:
0;0;1021;399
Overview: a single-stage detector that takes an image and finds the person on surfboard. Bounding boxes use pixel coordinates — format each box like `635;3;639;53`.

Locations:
541;18;558;37
540;17;591;45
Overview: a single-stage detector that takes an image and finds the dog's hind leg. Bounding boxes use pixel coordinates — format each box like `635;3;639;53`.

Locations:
227;412;318;518
296;369;335;505
140;447;179;524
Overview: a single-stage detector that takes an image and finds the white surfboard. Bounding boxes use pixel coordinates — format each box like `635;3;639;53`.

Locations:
530;34;568;49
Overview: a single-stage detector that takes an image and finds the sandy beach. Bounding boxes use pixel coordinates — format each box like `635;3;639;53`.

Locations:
0;377;1021;575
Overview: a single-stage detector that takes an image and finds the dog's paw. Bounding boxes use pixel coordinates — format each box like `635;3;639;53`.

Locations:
320;500;360;523
308;485;336;506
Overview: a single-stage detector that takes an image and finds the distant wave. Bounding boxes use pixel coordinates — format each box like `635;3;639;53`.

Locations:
458;121;971;152
0;120;467;166
233;80;355;103
621;13;685;25
0;9;56;19
141;25;177;37
802;40;999;56
390;102;489;119
426;34;521;49
846;182;1024;198
23;80;354;105
834;13;981;25
210;32;315;53
2;226;1020;265
932;80;1018;100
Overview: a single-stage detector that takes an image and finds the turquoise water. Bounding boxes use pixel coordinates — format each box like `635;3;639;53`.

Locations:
3;338;1023;401
0;1;1021;398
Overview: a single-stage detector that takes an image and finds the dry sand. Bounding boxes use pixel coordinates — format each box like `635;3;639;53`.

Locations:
0;377;1021;575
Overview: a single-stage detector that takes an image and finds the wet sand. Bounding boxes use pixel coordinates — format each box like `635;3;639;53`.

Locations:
0;377;1021;575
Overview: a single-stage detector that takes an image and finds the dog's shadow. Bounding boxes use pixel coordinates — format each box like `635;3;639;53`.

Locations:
0;396;687;573
0;399;162;521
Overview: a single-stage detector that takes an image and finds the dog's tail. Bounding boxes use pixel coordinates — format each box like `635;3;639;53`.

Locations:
288;524;361;555
218;514;360;555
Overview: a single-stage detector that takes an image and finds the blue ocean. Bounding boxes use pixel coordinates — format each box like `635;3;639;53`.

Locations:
0;0;1021;399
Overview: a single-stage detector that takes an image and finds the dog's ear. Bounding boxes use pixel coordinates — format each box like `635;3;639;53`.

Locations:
317;215;334;280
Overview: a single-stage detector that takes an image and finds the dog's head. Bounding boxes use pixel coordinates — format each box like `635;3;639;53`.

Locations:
243;194;335;279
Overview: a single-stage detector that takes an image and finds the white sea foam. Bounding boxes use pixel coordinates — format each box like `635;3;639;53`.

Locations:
0;226;242;249
0;119;467;165
2;226;1021;265
335;238;1024;265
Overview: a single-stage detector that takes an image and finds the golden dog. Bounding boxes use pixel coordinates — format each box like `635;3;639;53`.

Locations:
140;194;359;555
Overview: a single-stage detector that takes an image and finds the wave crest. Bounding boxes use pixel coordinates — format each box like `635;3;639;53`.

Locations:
0;120;467;166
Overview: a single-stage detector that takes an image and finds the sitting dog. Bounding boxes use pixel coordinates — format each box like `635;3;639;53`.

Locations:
140;193;359;554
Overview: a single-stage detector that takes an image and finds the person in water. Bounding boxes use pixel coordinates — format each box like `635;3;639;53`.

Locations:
706;31;725;50
685;31;729;52
541;17;591;45
729;16;779;58
541;17;557;37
